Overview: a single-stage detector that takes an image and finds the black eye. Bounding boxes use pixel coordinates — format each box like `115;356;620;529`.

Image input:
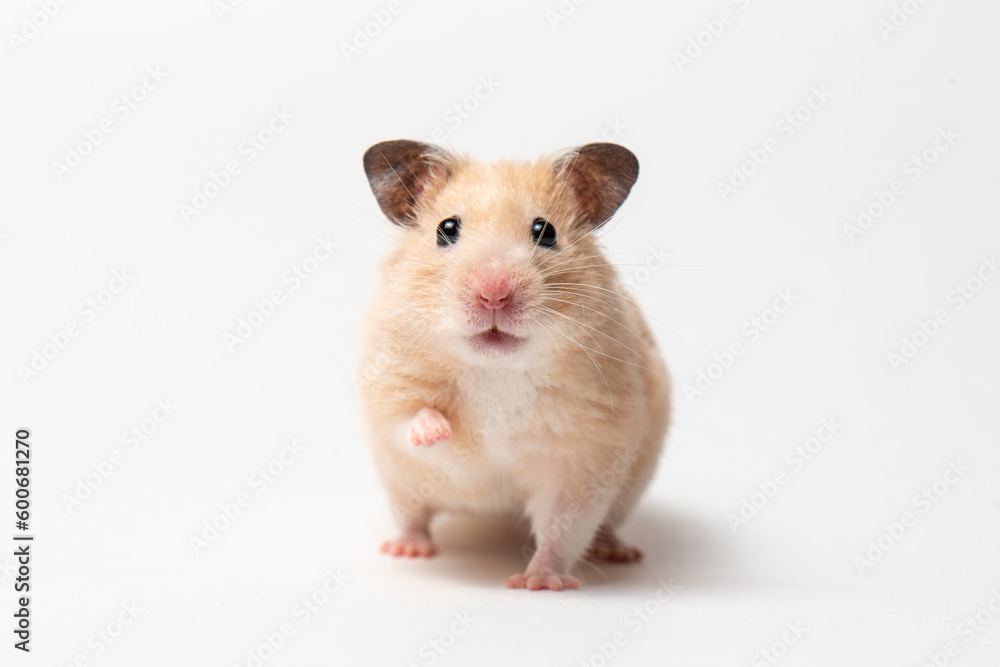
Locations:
531;218;556;248
437;217;460;247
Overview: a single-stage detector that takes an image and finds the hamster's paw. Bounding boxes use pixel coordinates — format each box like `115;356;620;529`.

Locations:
584;543;643;563
505;573;580;591
380;535;438;558
584;529;643;563
408;408;451;447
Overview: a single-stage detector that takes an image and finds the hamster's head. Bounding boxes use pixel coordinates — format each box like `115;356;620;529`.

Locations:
362;139;639;367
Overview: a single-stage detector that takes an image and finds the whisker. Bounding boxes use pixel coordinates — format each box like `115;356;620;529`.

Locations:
380;151;418;206
538;305;610;365
538;306;660;376
541;293;656;358
535;314;615;418
544;284;705;366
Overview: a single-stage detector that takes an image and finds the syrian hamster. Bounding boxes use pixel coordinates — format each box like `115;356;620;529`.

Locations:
358;139;669;591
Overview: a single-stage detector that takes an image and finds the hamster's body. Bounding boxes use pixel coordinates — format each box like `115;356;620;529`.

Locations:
359;142;669;590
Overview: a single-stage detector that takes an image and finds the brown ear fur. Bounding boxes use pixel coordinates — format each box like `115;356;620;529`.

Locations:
556;143;639;229
363;140;450;225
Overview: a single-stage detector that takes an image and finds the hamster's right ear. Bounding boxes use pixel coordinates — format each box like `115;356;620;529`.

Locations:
363;140;451;226
554;143;639;229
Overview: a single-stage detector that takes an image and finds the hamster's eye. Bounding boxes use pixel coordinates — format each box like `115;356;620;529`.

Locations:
531;218;557;248
437;217;461;247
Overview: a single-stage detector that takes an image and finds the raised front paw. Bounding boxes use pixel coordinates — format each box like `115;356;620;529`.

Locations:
506;573;580;591
408;407;451;447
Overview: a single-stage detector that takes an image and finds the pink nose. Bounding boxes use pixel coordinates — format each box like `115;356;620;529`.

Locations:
473;272;515;310
479;289;510;310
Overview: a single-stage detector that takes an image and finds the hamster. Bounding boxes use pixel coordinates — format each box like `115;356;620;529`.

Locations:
358;139;669;591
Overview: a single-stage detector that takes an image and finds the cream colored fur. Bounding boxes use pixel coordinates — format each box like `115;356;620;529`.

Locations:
359;150;669;588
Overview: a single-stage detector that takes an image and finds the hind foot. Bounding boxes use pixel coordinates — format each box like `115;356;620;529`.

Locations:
584;525;643;563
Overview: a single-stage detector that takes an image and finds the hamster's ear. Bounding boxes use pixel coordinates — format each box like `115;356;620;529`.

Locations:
363;140;451;226
555;143;639;228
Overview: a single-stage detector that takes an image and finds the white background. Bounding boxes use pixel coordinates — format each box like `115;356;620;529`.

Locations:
2;0;999;665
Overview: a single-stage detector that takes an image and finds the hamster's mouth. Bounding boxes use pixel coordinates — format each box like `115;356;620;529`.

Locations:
468;324;524;356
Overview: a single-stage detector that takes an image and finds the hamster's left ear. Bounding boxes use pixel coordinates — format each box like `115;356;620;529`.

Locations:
555;143;639;229
363;140;451;226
